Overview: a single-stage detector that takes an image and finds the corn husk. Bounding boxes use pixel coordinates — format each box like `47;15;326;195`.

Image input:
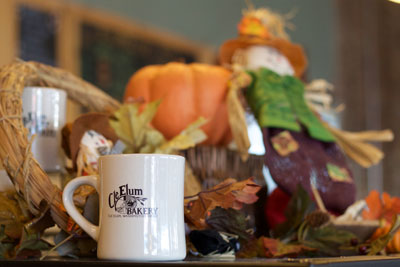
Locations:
227;71;252;161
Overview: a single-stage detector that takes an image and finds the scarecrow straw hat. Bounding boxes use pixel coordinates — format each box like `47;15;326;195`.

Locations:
219;8;307;77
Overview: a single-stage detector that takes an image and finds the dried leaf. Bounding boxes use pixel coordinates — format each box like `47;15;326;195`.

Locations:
236;237;265;258
15;249;41;259
185;178;261;228
15;228;51;258
362;190;400;222
0;191;32;240
0;225;13;259
110;102;207;154
301;225;356;256
109;101;160;153
0;242;13;259
157;117;207;154
206;207;252;242
263;237;316;258
368;215;400;255
0;191;30;226
24;201;54;234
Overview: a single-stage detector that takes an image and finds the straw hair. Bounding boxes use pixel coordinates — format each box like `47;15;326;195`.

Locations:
0;60;121;231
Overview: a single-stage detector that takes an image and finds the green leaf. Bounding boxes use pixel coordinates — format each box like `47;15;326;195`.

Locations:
16;228;51;255
306;225;356;245
301;225;356;256
206;207;252;243
272;185;314;240
368;214;400;255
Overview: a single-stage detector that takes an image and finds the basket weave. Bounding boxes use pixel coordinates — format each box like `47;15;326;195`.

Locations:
182;146;265;188
0;61;120;231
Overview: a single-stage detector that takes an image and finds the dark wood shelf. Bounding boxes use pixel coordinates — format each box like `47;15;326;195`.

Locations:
2;256;400;267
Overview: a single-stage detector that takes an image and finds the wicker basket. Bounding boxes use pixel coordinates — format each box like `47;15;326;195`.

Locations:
182;146;265;189
0;61;120;232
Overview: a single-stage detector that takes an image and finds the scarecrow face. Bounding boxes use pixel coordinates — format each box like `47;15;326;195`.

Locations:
243;45;295;76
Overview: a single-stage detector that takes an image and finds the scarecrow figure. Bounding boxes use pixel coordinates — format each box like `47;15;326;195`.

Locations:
219;7;393;224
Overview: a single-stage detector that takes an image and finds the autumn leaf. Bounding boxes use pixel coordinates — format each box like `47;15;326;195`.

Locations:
263;237;316;258
0;191;32;240
15;228;52;258
156;117;208;154
368;215;400;255
184;178;261;228
0;225;13;259
206;207;252;242
236;237;265;258
300;225;357;256
362;190;400;222
109;101;207;154
109;101;161;153
0;192;56;259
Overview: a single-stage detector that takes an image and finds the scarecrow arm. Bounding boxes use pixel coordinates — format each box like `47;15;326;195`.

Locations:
324;123;394;168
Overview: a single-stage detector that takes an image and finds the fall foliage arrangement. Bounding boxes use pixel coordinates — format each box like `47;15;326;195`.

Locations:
0;4;398;262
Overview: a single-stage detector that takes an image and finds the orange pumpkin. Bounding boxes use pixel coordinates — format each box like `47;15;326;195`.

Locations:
124;62;232;145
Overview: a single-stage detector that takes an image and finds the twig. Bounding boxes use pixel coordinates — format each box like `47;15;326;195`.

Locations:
184;182;234;199
309;171;327;213
40;233;75;260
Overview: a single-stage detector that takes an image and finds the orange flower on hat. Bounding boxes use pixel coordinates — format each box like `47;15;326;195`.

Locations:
238;17;270;39
219;7;308;77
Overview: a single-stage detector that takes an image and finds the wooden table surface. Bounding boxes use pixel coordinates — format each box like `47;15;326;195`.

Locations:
2;255;400;267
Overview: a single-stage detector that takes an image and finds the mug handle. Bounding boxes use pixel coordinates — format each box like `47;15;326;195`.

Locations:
62;175;99;241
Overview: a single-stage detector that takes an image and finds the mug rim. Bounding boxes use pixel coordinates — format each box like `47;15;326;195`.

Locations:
99;153;185;160
23;86;67;96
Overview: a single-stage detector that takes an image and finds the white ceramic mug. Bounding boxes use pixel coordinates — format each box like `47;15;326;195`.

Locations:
62;154;186;261
22;87;66;172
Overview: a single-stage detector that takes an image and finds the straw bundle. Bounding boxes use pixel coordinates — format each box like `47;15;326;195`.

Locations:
0;60;121;231
324;124;394;168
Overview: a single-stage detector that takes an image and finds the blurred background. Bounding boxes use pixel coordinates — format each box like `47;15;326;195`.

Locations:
0;0;399;198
